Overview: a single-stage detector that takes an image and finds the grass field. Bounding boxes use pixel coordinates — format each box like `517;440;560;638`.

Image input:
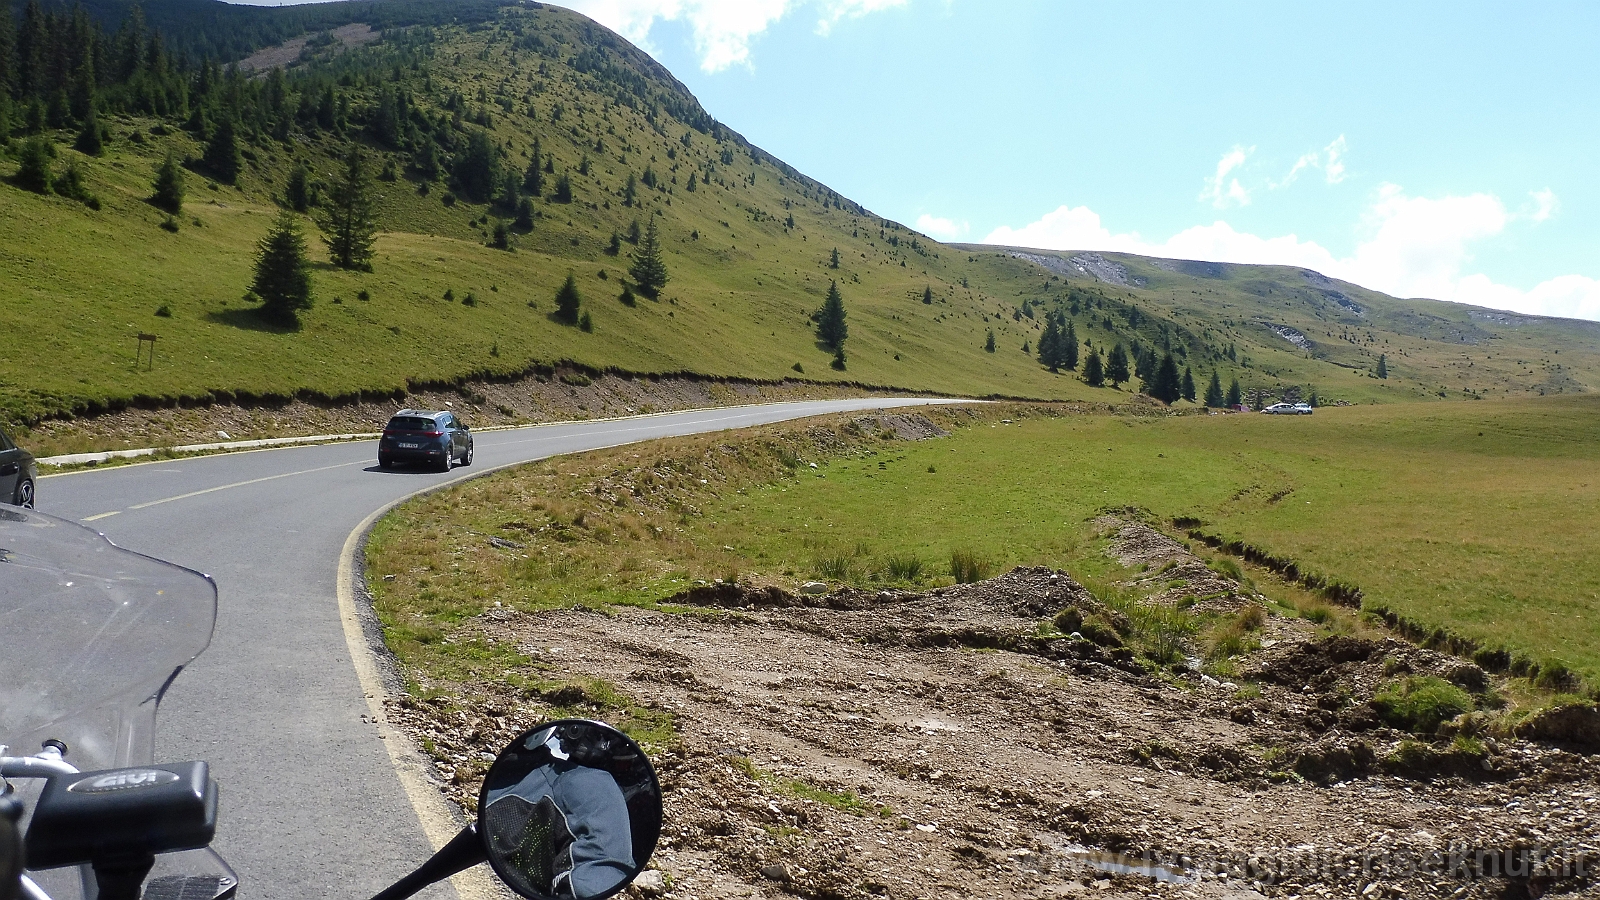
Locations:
367;396;1600;702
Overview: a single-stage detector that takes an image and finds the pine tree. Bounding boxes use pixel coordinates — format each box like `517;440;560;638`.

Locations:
1106;343;1130;387
285;161;311;212
203;116;240;184
554;272;581;324
1147;353;1182;404
490;220;510;250
1037;314;1062;372
250;210;313;327
515;197;534;231
1062;319;1079;371
553;172;573;203
579;310;593;332
523;138;543;194
1083;349;1105;387
628;218;669;299
150;150;184;213
13;135;50;193
1181;366;1196;402
830;247;840;269
73;105;101;156
985;329;996;353
606;230;621;255
816;280;848;350
1376;353;1388;379
323;145;378;272
452;128;499;202
619;284;635;306
922;285;933;304
623;172;637;206
1204;371;1225;408
1226;378;1242;408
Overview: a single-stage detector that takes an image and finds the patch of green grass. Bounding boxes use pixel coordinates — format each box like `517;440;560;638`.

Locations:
778;779;870;814
1372;676;1475;734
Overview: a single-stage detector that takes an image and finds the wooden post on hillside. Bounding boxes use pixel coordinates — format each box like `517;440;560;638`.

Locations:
136;333;158;370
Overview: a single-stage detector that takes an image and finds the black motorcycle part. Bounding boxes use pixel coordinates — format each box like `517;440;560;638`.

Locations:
23;762;217;870
370;824;487;900
1;793;22;900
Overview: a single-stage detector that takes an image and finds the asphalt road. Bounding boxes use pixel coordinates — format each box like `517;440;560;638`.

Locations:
33;399;959;900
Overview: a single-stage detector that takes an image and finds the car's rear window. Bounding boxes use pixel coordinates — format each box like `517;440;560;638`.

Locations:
385;416;437;431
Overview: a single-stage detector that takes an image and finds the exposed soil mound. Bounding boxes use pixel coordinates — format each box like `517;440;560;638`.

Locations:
388;551;1600;899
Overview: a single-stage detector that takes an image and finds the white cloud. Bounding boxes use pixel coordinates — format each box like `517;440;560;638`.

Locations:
564;0;904;72
1527;188;1558;222
1322;136;1347;184
1272;135;1347;188
982;186;1600;321
1199;146;1252;208
816;0;909;34
915;214;968;240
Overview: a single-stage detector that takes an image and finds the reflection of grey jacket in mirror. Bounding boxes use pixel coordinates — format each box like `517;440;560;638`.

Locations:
485;761;635;899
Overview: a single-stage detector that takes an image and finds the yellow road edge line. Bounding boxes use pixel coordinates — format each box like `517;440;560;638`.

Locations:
81;511;119;522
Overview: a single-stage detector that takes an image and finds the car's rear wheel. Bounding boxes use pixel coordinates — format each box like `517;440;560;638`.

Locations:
461;442;474;467
15;478;33;509
378;456;392;469
436;453;452;473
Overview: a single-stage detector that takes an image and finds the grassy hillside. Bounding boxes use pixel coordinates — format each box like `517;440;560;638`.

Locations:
370;395;1600;691
2;1;1598;429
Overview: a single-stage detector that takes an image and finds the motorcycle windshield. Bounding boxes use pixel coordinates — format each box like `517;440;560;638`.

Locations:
0;507;216;772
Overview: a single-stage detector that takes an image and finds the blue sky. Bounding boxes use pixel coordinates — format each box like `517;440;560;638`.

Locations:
557;1;1600;319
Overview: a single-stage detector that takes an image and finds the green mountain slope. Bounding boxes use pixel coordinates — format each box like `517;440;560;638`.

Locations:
1;1;1596;427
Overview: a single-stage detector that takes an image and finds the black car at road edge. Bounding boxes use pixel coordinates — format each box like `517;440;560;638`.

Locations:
378;409;474;471
0;426;37;507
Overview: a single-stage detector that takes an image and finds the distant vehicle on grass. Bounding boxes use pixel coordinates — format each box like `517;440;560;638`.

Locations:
1262;403;1312;415
378;409;475;471
0;425;36;507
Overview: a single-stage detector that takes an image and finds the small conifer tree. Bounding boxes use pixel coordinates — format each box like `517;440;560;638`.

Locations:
985;329;996;353
522;145;544;195
1062;318;1079;371
628;218;669;299
554;272;581;324
490;220;510;250
150;150;184;213
284;161;310;213
1147;353;1182;403
1181;366;1196;402
553;172;573;203
323;145;378;272
922;285;933;304
203;117;240;184
606;230;621;255
1037;315;1062;372
74;106;102;156
830;247;840;269
627;220;641;244
1377;353;1388;379
1226;378;1242;408
1106;343;1130;387
817;281;848;350
579;309;593;332
619;284;636;306
1084;349;1105;387
251;210;313;327
515;197;534;231
1204;371;1226;408
14;136;52;193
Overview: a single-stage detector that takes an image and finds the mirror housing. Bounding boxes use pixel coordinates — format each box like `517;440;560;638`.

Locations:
478;720;662;900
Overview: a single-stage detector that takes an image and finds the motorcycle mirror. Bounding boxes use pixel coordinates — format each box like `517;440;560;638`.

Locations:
478;719;662;900
1;793;20;900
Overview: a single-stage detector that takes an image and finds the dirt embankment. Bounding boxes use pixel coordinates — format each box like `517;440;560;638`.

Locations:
385;523;1600;900
21;373;909;459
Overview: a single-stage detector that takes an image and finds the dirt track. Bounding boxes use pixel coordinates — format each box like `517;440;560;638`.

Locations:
387;526;1600;900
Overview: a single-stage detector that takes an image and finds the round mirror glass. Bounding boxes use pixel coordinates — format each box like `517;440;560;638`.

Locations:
478;719;662;900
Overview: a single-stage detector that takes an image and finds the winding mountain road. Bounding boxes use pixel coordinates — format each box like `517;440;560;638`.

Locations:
34;398;961;900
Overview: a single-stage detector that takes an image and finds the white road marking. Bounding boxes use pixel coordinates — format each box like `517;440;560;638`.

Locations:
81;511;120;521
126;461;361;510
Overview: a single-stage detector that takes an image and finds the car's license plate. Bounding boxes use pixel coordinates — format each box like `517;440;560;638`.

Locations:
400;442;420;449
